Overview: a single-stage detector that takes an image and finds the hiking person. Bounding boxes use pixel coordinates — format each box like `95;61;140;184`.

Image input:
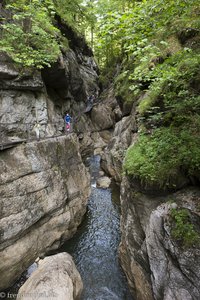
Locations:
64;113;71;132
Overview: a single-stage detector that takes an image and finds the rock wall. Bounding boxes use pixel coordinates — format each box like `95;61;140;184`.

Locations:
101;89;200;299
0;45;99;143
0;17;101;290
120;178;200;300
0;135;90;290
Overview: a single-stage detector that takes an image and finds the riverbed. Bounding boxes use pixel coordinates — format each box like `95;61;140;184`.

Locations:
59;155;133;299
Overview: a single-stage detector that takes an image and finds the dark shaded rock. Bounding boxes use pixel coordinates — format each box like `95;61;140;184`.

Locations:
178;28;200;45
55;14;93;57
0;52;44;91
128;172;190;196
42;51;84;98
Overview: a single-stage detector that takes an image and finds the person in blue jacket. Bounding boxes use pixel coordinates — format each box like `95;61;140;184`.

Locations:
64;113;71;132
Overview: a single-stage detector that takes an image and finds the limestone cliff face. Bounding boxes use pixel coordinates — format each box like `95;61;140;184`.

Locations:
0;135;90;290
0;45;99;143
119;178;200;300
101;96;137;182
101;88;200;300
0;17;99;291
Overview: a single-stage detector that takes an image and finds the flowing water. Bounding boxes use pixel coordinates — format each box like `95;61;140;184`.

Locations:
59;155;133;300
4;155;132;300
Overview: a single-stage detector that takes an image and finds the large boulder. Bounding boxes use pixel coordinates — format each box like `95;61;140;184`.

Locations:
0;135;90;290
96;176;111;189
17;253;83;300
91;86;121;131
91;104;114;131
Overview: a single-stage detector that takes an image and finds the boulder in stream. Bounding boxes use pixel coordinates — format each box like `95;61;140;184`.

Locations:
17;253;83;300
96;176;111;189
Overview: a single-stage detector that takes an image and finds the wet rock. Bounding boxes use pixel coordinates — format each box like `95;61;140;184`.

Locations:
0;135;90;290
17;253;83;300
119;177;157;299
78;131;106;160
99;170;105;177
96;176;111;189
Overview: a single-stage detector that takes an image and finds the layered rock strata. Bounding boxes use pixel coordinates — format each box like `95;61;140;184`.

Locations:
0;135;90;290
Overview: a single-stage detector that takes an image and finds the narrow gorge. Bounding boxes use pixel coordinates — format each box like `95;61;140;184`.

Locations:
1;1;200;300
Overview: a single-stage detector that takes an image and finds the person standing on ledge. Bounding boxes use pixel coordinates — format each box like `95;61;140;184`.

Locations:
64;113;71;133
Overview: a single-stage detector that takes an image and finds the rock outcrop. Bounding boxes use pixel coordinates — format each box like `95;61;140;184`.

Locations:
17;253;83;300
0;46;99;143
119;177;200;300
0;135;90;290
100;84;200;299
0;20;99;289
101;105;136;182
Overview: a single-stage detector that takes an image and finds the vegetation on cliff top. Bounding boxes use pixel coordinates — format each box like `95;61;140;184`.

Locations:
95;0;200;189
1;0;200;189
0;0;93;68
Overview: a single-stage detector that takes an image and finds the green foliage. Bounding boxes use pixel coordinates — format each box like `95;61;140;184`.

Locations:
137;51;200;115
94;0;199;67
114;69;139;104
0;0;61;68
170;208;199;248
0;0;95;68
138;91;160;115
124;121;200;187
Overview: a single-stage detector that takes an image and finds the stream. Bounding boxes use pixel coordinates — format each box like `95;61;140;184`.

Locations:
58;155;133;300
4;155;132;300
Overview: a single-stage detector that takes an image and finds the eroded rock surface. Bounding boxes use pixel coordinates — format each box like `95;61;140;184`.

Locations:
17;253;83;300
0;135;90;290
120;177;200;300
101;115;136;182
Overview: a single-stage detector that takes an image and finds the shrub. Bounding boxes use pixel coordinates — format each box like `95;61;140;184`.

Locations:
170;208;199;248
124;123;200;187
